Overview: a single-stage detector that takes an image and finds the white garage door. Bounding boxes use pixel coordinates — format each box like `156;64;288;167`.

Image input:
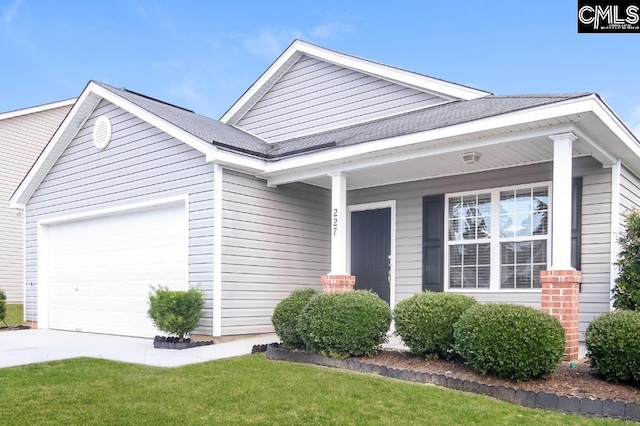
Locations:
46;203;188;337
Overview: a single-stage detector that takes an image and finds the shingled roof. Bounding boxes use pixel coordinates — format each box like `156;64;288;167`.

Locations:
97;82;591;161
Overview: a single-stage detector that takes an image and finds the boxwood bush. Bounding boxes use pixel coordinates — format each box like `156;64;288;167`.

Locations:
586;310;640;383
297;290;391;358
0;289;6;323
148;286;205;341
454;303;565;381
271;288;318;348
394;292;476;359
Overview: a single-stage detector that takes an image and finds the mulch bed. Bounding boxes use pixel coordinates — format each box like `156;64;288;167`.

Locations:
354;349;640;404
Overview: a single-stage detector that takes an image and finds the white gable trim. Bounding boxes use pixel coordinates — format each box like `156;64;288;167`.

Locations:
0;98;76;121
220;40;491;124
9;82;234;208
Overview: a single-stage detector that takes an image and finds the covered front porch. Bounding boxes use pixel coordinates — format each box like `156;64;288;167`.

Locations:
264;122;620;360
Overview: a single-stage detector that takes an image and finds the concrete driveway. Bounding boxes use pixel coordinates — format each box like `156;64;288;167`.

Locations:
0;329;278;369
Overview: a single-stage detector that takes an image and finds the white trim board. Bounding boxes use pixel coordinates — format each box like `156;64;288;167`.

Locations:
220;40;490;124
610;161;621;311
0;98;76;121
212;164;223;337
443;181;552;294
36;195;190;331
346;200;397;308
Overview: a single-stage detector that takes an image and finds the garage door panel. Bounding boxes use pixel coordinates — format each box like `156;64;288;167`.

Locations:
47;203;188;337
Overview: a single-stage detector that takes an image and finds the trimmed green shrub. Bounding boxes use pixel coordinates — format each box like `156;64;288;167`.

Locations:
148;286;205;340
613;208;640;310
586;310;640;383
297;290;391;358
271;288;318;348
454;303;565;381
0;289;6;323
394;292;477;359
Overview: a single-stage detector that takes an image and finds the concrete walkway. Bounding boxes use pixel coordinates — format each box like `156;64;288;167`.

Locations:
0;329;586;370
0;329;278;369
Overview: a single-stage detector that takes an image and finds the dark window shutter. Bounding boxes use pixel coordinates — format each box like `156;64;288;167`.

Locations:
571;177;583;270
423;194;445;292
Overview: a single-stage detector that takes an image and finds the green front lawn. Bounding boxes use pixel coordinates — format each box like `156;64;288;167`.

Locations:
0;355;619;425
4;303;23;326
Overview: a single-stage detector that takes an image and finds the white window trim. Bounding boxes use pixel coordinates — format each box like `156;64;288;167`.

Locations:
444;181;552;293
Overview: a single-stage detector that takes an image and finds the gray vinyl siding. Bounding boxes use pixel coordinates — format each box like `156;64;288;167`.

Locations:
579;166;613;338
619;165;640;218
348;157;611;338
0;105;71;302
235;54;447;143
221;171;330;335
24;100;216;333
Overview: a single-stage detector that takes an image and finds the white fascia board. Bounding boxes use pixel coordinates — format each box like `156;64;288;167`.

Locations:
9;88;97;208
590;97;640;161
220;40;489;124
294;42;490;100
265;125;580;187
0;98;76;121
10;82;223;208
89;84;218;158
262;96;598;181
205;149;265;175
220;42;303;124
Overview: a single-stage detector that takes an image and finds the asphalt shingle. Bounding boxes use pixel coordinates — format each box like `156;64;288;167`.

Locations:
96;81;590;161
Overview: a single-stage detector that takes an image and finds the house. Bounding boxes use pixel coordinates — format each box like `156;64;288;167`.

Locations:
0;100;74;303
9;41;640;358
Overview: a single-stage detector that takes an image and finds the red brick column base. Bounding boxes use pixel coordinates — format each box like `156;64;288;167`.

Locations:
321;275;356;294
540;270;581;361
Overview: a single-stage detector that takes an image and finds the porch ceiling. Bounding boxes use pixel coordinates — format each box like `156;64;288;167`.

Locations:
301;136;593;190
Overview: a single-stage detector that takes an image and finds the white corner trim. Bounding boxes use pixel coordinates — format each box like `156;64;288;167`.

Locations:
213;164;223;337
346;200;397;307
610;160;621;311
0;98;76;121
22;206;27;322
37;223;50;329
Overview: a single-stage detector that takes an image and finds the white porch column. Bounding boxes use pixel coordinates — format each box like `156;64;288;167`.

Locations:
329;172;348;275
549;132;578;270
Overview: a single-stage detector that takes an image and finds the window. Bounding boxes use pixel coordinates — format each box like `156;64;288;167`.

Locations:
445;183;550;291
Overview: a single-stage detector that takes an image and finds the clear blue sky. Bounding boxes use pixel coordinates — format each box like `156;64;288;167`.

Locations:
2;1;639;134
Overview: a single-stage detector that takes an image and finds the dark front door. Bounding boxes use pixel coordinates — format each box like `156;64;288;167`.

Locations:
350;208;391;303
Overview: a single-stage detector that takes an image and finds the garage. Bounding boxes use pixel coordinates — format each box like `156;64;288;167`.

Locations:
43;201;188;338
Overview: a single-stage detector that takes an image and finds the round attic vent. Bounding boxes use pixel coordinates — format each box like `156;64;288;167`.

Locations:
93;116;112;150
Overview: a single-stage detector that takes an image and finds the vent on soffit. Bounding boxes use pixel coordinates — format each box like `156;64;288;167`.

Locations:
93;116;112;150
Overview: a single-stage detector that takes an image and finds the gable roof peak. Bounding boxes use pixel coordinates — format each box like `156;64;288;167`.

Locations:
220;40;492;125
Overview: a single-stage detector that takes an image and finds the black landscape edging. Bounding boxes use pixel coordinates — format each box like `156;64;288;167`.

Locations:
265;344;639;421
153;336;214;350
0;325;31;331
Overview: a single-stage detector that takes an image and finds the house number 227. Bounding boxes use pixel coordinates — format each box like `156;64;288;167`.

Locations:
333;208;338;236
